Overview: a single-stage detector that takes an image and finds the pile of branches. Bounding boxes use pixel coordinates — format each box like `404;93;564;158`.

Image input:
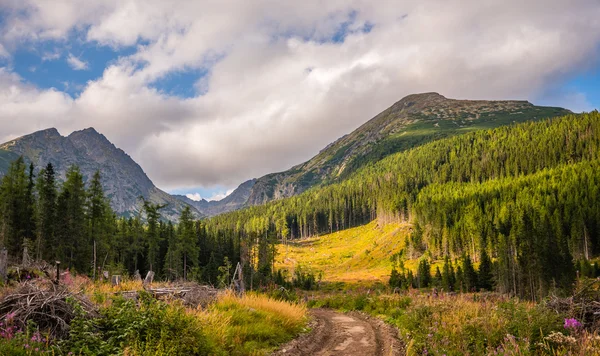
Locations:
120;283;219;308
0;281;98;339
546;279;600;330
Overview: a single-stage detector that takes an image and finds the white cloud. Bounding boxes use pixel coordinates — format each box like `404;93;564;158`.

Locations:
41;50;61;61
185;193;203;201
67;53;89;70
0;0;599;191
206;189;235;202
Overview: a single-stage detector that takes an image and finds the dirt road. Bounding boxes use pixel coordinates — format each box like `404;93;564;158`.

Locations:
273;309;402;356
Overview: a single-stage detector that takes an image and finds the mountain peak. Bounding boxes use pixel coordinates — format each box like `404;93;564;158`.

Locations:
393;92;448;111
25;127;62;139
69;127;101;137
400;92;446;102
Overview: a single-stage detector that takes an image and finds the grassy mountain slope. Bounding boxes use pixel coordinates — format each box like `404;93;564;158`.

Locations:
246;93;569;206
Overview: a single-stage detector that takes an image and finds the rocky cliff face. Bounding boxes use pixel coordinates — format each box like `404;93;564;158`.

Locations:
0;128;201;221
244;93;570;206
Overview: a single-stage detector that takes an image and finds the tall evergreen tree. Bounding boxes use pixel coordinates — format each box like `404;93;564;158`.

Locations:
462;254;478;292
441;255;456;291
417;258;431;288
56;165;88;271
142;199;166;274
87;171;110;279
177;206;199;281
0;157;30;257
478;249;493;291
37;163;58;261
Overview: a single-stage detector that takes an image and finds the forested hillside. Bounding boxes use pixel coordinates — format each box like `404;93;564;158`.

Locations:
198;111;600;298
245;93;569;206
1;111;598;299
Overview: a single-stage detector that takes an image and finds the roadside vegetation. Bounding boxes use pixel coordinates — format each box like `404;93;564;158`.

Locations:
0;278;307;356
292;280;600;355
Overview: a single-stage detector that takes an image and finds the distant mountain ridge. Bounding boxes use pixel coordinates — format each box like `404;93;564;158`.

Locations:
174;179;256;217
0;127;201;221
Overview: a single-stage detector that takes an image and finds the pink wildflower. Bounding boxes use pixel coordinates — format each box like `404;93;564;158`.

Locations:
564;318;582;329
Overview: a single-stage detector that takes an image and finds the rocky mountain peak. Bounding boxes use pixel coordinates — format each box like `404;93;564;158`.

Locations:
0;127;201;221
390;92;448;113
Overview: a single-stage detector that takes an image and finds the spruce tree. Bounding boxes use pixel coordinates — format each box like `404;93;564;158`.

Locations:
37;163;58;261
0;157;31;257
417;259;431;288
434;266;442;288
178;206;198;280
389;266;400;289
142;199;166;274
462;254;478;292
88;171;109;279
478;249;493;291
441;255;455;291
56;166;88;271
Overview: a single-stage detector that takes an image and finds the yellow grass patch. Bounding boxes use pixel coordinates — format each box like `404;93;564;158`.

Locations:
276;221;411;283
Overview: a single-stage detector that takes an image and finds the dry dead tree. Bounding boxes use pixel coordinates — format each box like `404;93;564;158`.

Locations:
118;283;219;308
0;281;97;339
546;278;600;331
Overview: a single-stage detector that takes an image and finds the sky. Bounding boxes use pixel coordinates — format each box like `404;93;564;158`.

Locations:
0;1;599;201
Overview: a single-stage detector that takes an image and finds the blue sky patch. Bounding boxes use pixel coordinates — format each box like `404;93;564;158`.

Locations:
149;68;209;99
4;31;137;96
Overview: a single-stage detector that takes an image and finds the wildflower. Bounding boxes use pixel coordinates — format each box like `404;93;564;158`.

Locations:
564;318;582;330
5;312;15;322
31;331;42;342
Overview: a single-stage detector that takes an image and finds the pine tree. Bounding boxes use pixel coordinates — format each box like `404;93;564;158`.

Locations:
417;259;431;288
142;199;166;274
434;266;442;288
24;163;37;250
178;206;198;280
164;221;180;280
37;163;58;261
389;266;400;289
441;255;455;291
56;166;88;271
462;254;478;292
406;269;415;289
478;249;493;291
88;171;109;279
456;265;464;292
0;157;31;257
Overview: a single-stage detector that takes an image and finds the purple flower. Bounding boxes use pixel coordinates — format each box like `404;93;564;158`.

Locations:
564;318;582;329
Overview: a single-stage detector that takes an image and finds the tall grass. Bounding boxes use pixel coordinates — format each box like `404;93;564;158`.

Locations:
0;281;308;356
210;292;307;355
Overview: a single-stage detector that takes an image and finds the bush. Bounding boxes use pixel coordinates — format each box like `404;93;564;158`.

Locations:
60;293;218;355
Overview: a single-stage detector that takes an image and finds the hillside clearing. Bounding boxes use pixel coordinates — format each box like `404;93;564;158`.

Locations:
276;221;412;283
